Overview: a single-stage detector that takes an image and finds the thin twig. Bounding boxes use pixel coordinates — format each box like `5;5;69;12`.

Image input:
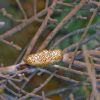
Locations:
14;45;28;64
63;30;100;52
68;8;97;69
83;45;100;100
42;91;46;100
23;0;57;59
0;9;47;40
38;68;80;83
33;0;37;16
33;71;56;94
0;39;22;51
38;0;87;50
45;0;49;9
69;93;74;100
53;65;88;76
63;53;100;70
57;1;74;7
1;8;25;23
22;13;50;59
0;62;24;74
19;71;56;100
16;0;28;20
51;23;99;48
90;0;100;7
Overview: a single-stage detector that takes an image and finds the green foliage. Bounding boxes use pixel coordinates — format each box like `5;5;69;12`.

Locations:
48;2;99;50
7;7;19;17
74;85;91;98
59;38;71;49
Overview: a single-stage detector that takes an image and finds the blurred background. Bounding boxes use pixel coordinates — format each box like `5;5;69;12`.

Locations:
0;0;100;100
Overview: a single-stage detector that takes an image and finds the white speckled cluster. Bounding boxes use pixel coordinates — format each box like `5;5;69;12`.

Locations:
24;49;63;66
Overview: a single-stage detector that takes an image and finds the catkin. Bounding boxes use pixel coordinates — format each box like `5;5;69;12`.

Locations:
24;49;63;66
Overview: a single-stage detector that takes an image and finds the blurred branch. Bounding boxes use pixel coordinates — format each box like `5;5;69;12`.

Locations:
51;22;100;48
1;8;25;22
68;8;97;69
0;39;22;51
83;46;100;100
19;71;56;100
38;68;80;83
69;93;74;100
0;9;47;40
57;1;74;7
0;0;99;99
63;30;100;52
22;0;58;59
16;0;28;20
45;0;49;9
63;53;100;70
89;0;100;7
38;0;87;50
33;0;37;16
33;71;56;94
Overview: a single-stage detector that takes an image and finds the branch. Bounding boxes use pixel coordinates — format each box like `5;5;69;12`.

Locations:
0;9;47;40
16;0;28;20
38;0;87;50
